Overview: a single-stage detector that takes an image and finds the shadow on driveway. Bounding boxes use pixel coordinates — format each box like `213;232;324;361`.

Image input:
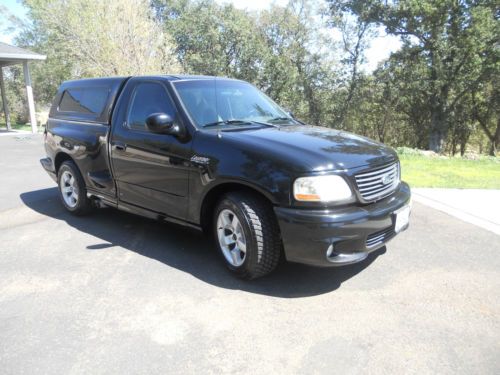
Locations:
20;188;385;298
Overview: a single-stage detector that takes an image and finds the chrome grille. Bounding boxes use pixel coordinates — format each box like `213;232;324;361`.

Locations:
355;162;399;202
366;227;395;248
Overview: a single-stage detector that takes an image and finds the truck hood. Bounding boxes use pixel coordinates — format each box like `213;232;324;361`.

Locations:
222;125;398;172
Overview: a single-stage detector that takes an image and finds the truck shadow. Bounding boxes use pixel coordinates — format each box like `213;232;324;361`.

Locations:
21;188;386;298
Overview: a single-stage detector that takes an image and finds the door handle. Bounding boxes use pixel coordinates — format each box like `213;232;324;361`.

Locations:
112;141;127;151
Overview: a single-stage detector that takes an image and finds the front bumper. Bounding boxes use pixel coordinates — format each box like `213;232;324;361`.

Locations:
274;182;411;267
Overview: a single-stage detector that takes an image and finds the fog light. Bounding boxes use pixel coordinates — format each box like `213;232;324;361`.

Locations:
326;244;335;258
326;244;369;265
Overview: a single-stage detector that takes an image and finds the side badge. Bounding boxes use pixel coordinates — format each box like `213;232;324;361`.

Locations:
190;155;210;165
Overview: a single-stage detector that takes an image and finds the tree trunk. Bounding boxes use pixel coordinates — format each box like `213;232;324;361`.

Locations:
485;116;500;156
429;126;447;153
451;139;457;156
492;117;500;156
460;141;466;156
428;100;447;153
493;116;500;155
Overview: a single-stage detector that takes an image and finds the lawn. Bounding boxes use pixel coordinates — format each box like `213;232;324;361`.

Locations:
399;152;500;189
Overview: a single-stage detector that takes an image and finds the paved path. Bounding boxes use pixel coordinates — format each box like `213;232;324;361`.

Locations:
0;129;33;136
413;188;500;235
1;135;499;374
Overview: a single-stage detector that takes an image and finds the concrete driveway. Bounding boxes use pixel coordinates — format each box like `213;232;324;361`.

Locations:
1;134;499;374
413;188;500;235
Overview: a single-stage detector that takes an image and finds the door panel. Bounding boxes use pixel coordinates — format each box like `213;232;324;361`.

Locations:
110;79;193;220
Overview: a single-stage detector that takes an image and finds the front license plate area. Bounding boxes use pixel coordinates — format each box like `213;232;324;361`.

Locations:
394;205;410;233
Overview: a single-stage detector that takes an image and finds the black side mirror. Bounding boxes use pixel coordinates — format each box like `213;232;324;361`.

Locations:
145;113;179;135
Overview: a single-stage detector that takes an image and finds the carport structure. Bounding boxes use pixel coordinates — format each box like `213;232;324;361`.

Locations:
0;42;46;133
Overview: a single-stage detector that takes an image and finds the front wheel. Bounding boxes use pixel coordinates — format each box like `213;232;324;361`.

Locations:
57;160;92;215
213;192;282;279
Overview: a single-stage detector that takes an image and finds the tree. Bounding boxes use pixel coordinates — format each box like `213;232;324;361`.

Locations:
327;0;500;153
258;1;337;125
17;0;180;102
2;0;496;156
154;0;265;81
327;2;374;129
473;80;500;155
154;0;335;126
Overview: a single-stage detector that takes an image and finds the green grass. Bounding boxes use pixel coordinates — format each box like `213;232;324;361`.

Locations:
399;153;500;189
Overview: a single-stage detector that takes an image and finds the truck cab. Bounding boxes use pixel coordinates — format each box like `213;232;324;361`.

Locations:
41;75;411;279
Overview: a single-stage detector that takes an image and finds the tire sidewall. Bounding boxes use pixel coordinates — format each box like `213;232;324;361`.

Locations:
213;196;258;274
57;162;88;214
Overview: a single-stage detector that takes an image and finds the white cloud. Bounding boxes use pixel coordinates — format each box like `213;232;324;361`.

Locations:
364;33;401;72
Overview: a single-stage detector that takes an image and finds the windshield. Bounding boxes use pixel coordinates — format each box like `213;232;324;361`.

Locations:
173;79;295;128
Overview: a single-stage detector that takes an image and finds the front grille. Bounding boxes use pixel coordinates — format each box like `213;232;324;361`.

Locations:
354;162;399;202
366;227;395;249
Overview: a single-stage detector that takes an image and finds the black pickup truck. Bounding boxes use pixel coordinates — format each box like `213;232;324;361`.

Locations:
41;75;411;279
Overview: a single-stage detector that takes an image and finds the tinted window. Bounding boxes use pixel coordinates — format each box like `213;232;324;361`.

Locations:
173;79;292;127
59;87;109;115
127;82;176;131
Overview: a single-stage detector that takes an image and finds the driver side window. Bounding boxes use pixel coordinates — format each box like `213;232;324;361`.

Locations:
127;82;176;131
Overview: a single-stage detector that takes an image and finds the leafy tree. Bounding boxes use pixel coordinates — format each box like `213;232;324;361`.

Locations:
154;0;334;125
1;0;497;156
257;1;337;125
154;0;265;80
327;3;375;129
327;0;500;153
16;0;180;102
472;80;500;155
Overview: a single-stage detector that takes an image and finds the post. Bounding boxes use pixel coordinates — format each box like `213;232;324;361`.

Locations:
0;67;11;131
23;61;37;133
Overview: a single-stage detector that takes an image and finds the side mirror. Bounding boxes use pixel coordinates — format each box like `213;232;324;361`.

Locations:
145;113;179;135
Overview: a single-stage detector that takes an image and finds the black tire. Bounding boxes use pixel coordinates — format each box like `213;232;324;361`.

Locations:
57;160;92;215
213;191;282;279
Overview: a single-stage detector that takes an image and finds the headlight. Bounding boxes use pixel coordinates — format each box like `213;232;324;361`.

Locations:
293;175;354;202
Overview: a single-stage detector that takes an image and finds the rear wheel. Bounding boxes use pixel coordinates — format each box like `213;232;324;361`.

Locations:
213;192;281;279
57;161;92;215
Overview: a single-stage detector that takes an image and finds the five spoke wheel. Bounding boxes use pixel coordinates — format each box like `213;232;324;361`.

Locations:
59;170;79;208
216;209;247;267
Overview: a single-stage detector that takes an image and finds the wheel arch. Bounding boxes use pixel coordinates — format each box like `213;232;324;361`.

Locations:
54;152;75;174
199;181;277;233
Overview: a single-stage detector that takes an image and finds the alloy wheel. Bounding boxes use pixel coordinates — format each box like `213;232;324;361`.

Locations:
59;170;79;208
216;209;247;266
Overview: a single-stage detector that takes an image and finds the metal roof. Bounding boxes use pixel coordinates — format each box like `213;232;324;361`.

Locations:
0;42;46;66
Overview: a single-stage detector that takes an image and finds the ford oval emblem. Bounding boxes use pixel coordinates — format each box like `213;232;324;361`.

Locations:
381;174;392;185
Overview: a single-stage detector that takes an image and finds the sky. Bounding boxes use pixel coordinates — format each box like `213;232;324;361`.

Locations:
0;0;400;72
0;0;26;43
218;0;289;10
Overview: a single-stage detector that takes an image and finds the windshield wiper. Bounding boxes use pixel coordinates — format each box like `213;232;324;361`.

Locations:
202;119;252;128
266;116;295;123
253;121;281;129
203;119;284;130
